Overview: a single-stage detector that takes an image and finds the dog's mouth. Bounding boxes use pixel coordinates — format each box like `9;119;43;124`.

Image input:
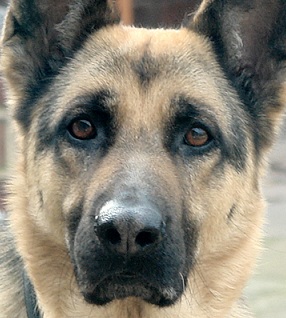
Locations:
69;199;196;308
82;271;182;307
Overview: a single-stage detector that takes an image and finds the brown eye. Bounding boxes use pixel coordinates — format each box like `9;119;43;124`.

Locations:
69;118;97;140
184;127;210;147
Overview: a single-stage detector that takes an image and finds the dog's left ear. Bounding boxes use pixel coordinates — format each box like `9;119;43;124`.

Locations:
190;0;286;150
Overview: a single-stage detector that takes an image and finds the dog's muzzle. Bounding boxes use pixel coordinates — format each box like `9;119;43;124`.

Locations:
69;187;193;307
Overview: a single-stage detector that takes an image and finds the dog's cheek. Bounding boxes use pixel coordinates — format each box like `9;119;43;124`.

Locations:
23;149;77;245
178;146;259;252
191;162;263;256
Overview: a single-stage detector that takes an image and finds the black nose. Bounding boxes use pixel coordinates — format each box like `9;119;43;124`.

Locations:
95;201;165;256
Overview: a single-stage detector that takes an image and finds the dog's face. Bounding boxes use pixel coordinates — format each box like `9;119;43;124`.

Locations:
2;0;286;313
25;26;259;306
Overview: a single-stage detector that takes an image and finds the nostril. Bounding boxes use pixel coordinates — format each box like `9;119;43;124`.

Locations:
135;230;160;248
95;204;165;255
103;227;121;245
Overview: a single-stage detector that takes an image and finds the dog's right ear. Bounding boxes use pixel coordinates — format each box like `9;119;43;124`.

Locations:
1;0;118;119
189;0;286;152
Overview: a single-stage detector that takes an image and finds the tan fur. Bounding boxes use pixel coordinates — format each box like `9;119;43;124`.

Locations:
1;1;286;317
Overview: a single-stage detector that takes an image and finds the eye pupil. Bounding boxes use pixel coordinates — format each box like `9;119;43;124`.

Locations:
185;127;210;147
69;119;96;140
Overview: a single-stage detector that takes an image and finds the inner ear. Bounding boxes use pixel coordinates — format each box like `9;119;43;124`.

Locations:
5;0;119;53
189;1;286;97
3;1;70;44
219;3;282;77
2;0;119;78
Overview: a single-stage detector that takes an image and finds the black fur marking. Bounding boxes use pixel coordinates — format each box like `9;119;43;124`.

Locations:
269;7;286;62
181;203;198;279
11;14;36;40
15;77;56;132
227;205;236;222
132;52;161;87
66;200;84;252
38;191;44;209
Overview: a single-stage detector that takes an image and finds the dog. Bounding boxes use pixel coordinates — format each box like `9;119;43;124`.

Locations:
0;0;285;317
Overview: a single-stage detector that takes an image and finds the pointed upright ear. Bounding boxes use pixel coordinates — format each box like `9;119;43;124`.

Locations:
189;0;286;150
1;0;119;109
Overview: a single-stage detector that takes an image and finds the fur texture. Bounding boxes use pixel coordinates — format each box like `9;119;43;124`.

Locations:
1;0;286;317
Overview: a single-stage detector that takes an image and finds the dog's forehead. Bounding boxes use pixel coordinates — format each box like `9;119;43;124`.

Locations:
56;25;238;128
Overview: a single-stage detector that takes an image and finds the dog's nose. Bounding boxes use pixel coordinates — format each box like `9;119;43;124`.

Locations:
95;201;165;256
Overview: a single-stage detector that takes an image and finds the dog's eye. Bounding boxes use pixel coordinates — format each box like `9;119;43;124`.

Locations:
68;118;97;140
184;127;211;147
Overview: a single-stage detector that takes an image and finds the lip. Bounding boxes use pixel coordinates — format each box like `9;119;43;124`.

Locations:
115;271;138;279
93;270;141;286
98;271;147;287
82;273;152;305
81;270;180;307
81;270;146;293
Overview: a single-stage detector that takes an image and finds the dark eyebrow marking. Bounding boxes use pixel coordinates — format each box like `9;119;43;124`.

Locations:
171;95;217;123
63;89;117;119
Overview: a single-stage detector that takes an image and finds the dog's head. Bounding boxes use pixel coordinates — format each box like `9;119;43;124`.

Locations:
2;0;286;313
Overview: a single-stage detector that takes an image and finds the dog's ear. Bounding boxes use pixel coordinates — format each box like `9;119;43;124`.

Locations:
190;0;286;150
1;0;118;116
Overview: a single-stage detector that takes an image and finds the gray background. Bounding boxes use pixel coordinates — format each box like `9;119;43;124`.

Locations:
246;122;286;318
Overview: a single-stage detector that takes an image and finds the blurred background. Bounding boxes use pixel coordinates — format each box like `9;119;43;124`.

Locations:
0;1;285;317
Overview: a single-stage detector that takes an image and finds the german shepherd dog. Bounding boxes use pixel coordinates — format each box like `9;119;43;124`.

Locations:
0;0;285;317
